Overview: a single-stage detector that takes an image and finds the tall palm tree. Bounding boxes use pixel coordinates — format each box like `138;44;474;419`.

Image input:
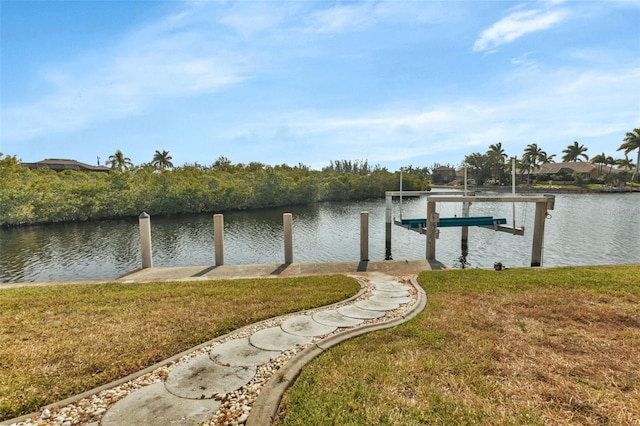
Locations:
562;141;589;162
522;143;547;184
603;155;617;191
486;142;508;184
617;155;635;171
618;128;640;182
616;155;635;192
539;152;556;164
106;149;133;171
152;150;174;170
590;152;607;178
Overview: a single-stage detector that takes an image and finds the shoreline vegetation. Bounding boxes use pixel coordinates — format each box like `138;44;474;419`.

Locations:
0;155;429;228
1;154;636;229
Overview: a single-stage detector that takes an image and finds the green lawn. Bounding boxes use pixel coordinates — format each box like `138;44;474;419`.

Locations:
275;266;640;425
0;275;360;421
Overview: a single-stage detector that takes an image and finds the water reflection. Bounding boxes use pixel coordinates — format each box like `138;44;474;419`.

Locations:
1;193;638;283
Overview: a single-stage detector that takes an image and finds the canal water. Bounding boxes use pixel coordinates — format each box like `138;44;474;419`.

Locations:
1;193;638;283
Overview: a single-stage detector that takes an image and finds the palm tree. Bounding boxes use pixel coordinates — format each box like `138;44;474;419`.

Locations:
522;143;547;184
618;128;640;182
539;152;556;164
152;150;174;170
590;152;607;178
617;155;635;171
604;155;617;191
616;155;635;192
486;142;508;184
562;141;589;162
106;149;133;171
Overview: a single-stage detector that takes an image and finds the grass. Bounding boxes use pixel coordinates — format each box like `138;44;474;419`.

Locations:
0;275;360;421
274;266;640;425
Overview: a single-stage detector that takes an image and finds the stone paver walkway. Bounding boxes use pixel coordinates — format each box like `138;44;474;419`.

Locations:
4;272;426;426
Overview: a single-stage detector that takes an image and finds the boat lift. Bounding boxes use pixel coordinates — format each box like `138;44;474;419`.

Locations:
385;191;555;267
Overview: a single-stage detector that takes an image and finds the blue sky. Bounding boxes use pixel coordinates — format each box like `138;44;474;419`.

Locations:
1;0;639;171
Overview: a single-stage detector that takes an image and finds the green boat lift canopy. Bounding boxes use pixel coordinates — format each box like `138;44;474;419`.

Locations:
397;216;507;230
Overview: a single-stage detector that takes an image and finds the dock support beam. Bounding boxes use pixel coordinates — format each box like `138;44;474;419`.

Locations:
531;197;554;267
214;214;224;266
283;213;293;264
385;193;392;260
139;212;153;268
426;201;436;260
461;201;470;257
360;211;369;262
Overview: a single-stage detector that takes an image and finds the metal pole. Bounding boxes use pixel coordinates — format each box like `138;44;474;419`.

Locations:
399;168;403;220
385;193;392;260
214;214;224;266
138;212;153;268
464;165;468;196
284;213;293;264
360;211;369;262
512;157;517;234
426;201;437;260
461;201;469;258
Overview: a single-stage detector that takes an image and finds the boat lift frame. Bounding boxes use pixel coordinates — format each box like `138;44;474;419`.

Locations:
385;191;556;267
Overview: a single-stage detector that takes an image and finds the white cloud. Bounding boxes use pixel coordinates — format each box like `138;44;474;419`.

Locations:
473;7;569;52
2;3;251;143
248;65;640;166
306;3;376;33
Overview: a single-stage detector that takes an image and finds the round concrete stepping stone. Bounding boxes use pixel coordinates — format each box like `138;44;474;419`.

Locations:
356;299;399;311
281;315;337;337
249;326;312;351
312;310;364;327
165;354;255;399
102;382;221;426
372;289;410;297
370;294;412;304
338;305;386;319
372;282;407;292
209;337;281;367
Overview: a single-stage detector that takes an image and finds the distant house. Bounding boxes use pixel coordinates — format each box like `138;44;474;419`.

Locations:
534;162;598;181
22;159;110;172
432;166;457;184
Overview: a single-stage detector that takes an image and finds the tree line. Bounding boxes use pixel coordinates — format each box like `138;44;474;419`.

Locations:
464;129;639;186
0;155;430;227
2;128;637;226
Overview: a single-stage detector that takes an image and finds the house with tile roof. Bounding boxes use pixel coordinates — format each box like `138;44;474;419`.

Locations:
22;159;110;172
533;162;599;181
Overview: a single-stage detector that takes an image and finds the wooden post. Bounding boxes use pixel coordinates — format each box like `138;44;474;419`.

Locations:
426;201;436;260
214;214;224;266
138;212;153;268
531;202;547;267
385;193;392;260
283;213;293;264
461;201;470;257
360;211;369;262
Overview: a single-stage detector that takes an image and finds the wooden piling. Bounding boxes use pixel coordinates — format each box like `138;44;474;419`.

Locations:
214;214;224;266
385;193;392;260
426;201;437;260
283;213;293;264
360;211;369;262
138;212;153;268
